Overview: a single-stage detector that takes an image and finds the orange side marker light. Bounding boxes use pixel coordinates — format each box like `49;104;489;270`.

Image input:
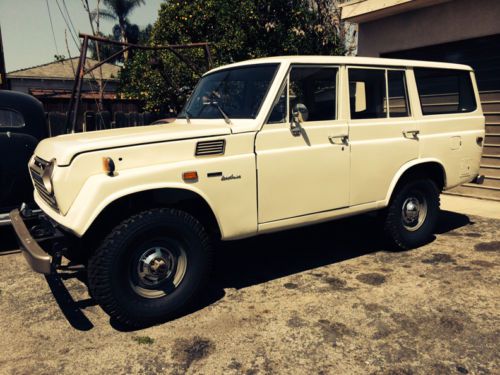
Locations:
182;171;198;182
102;157;115;176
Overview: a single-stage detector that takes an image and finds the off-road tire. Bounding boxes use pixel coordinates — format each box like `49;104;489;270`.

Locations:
383;179;440;250
87;208;212;327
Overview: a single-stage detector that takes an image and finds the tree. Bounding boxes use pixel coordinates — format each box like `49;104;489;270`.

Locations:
120;0;347;113
98;0;145;48
89;24;152;64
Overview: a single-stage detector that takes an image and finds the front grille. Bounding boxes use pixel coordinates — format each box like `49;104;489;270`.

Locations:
195;140;226;156
30;157;59;212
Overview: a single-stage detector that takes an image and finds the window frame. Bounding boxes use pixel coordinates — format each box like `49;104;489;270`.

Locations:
413;67;477;116
0;107;26;129
265;64;341;126
347;66;412;121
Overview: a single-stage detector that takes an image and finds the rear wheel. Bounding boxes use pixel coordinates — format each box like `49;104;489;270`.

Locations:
383;179;440;250
87;208;212;327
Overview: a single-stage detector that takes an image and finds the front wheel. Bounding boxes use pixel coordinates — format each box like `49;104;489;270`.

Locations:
87;208;212;327
382;179;440;250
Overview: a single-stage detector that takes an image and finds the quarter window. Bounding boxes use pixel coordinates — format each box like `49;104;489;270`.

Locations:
0;109;25;128
414;68;476;115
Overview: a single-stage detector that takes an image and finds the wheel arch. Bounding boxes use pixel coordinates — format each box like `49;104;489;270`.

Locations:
384;159;446;206
81;186;223;246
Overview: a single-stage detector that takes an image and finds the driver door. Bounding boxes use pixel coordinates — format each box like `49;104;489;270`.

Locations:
255;65;350;223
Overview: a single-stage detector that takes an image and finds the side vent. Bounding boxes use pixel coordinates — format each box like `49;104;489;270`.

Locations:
195;139;226;156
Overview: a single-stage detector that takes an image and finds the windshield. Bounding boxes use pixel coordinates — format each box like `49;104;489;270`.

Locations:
179;64;279;121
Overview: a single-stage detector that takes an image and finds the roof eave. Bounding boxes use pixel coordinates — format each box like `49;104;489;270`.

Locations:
340;0;452;23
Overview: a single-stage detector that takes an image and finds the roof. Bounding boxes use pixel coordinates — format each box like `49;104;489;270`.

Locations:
207;55;473;74
340;0;452;23
29;88;119;100
8;57;120;81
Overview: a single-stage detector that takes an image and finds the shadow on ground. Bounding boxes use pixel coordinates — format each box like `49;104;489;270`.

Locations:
3;210;471;331
0;226;18;252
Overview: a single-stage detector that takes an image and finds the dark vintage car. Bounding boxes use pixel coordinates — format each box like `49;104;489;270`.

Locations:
0;90;48;224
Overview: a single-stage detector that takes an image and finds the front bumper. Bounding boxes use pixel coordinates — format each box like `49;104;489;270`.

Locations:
10;209;66;274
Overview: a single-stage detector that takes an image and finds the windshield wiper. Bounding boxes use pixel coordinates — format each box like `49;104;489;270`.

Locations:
210;101;232;125
185;110;192;124
207;92;232;125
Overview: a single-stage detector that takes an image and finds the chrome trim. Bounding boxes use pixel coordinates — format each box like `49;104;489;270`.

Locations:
29;157;59;212
195;139;226;156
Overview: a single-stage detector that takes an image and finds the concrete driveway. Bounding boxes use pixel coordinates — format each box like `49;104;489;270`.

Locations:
0;210;498;375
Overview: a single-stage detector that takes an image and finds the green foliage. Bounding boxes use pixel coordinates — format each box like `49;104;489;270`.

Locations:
89;25;152;64
132;335;155;345
54;54;66;62
120;0;346;113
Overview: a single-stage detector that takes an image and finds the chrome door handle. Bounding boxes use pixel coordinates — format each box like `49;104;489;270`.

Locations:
329;135;349;146
403;130;420;139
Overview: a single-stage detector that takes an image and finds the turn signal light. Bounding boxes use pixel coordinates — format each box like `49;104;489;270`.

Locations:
182;171;198;182
102;157;116;176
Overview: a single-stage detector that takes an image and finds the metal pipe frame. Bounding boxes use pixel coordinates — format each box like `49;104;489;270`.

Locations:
65;33;212;134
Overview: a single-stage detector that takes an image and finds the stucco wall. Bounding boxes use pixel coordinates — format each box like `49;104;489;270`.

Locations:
357;0;500;56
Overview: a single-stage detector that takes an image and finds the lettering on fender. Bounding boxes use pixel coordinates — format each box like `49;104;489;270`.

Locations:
221;174;241;181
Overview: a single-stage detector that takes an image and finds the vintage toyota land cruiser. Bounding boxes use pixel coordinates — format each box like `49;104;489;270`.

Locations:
10;56;485;327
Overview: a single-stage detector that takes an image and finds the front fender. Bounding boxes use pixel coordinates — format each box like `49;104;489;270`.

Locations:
37;155;258;240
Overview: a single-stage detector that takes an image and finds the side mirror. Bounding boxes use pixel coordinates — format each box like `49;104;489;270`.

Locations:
290;103;308;136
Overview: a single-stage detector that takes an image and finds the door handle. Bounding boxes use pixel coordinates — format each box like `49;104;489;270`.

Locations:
403;130;420;140
329;135;349;146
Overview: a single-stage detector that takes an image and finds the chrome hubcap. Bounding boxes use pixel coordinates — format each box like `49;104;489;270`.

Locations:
401;193;427;231
131;243;188;299
137;247;175;286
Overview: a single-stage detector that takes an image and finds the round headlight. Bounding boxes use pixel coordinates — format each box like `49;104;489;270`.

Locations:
42;159;56;195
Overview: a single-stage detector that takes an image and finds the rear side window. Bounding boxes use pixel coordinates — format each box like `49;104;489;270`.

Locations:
349;69;386;119
414;68;476;115
0;109;25;128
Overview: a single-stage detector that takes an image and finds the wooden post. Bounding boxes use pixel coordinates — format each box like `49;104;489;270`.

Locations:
0;25;10;90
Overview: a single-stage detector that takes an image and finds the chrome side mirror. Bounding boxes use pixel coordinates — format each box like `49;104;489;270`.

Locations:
290;103;308;137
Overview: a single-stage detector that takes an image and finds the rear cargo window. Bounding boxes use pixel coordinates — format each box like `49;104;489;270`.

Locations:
0;108;25;128
414;68;476;115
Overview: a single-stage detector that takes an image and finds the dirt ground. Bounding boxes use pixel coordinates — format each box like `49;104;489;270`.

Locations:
0;210;498;375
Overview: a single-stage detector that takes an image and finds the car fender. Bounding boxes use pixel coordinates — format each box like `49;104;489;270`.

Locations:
383;157;447;206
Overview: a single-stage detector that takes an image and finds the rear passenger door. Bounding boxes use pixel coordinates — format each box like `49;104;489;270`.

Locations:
348;67;419;206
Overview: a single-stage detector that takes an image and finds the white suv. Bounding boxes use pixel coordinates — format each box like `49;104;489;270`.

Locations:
11;56;485;327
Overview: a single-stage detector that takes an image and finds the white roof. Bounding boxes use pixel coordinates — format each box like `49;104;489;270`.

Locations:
207;55;473;74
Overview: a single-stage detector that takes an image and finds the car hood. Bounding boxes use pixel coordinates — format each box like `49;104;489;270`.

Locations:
35;122;232;166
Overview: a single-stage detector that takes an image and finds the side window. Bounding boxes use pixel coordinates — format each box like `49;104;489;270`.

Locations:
414;68;477;115
289;67;337;122
267;66;338;124
388;70;410;117
0;109;25;128
349;69;386;119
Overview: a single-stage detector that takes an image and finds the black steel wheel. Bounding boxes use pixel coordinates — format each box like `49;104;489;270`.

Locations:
87;208;212;327
383;179;440;250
